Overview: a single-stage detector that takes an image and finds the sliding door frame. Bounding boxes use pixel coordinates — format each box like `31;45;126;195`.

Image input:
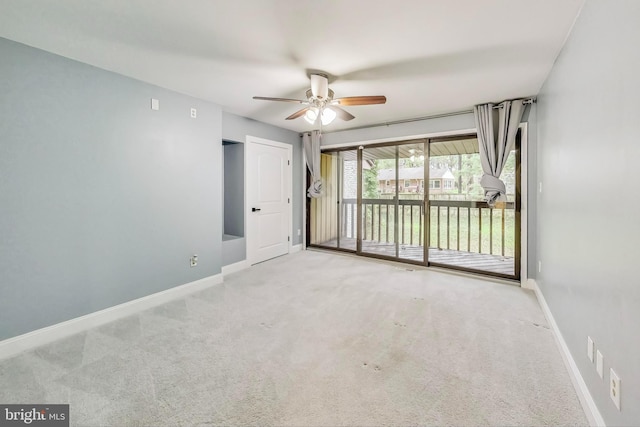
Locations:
306;130;523;282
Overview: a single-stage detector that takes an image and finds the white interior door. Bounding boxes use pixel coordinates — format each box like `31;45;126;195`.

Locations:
247;137;291;265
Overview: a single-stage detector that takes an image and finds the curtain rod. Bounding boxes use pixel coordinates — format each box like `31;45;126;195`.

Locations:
317;97;535;134
493;98;536;109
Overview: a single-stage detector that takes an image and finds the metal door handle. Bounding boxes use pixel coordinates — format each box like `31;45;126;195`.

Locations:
252;207;261;212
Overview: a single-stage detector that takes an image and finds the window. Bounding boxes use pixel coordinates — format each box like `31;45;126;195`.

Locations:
404;179;411;188
444;180;453;190
429;180;441;189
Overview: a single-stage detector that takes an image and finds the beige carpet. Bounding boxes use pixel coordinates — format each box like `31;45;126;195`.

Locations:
0;250;587;426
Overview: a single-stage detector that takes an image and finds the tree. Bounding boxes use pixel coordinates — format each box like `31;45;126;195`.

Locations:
363;161;379;198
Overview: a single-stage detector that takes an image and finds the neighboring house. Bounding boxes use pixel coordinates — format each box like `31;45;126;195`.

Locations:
377;166;455;194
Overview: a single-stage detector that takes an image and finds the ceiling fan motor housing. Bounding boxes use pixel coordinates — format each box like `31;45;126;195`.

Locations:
310;74;329;100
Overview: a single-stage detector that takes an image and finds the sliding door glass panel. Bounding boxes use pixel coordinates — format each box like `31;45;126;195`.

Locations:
428;137;517;277
310;152;338;248
338;150;358;251
360;146;396;257
398;142;426;262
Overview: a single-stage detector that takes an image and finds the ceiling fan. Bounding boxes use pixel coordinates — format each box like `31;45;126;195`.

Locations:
253;73;386;126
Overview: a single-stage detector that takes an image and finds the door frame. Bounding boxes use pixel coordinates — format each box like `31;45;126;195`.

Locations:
245;135;293;265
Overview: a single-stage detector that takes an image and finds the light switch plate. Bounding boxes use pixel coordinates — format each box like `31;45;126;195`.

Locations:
596;350;603;378
587;336;594;362
151;98;159;111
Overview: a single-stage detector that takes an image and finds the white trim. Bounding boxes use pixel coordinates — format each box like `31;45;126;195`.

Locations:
245;135;293;264
290;244;303;253
520;122;528;285
521;277;536;290
302;143;307;250
222;260;250;276
0;274;223;361
321;128;477;150
529;279;605;427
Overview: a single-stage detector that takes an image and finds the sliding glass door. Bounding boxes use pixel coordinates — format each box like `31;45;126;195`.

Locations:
397;142;427;262
310;150;357;251
360;145;398;258
357;141;427;264
427;134;520;279
309;134;520;280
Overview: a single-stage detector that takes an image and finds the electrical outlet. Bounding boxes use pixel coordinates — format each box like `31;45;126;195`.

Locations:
610;368;621;410
190;254;198;267
538;260;542;273
297;229;301;236
596;350;604;378
587;336;594;362
190;108;197;118
539;182;543;193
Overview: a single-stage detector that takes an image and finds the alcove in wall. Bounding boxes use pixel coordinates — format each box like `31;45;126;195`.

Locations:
222;139;245;266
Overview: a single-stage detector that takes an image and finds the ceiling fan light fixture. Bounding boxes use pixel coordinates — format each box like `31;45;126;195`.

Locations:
321;107;337;125
253;73;386;125
304;107;318;124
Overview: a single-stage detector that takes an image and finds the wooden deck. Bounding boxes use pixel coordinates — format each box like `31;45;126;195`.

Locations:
314;238;515;276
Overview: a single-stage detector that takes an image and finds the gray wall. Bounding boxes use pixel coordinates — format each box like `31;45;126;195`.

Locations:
222;236;246;267
321;110;538;279
222;112;303;245
0;38;223;340
536;1;640;424
223;142;244;237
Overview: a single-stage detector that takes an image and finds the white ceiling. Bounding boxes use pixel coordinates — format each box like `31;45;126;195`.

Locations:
0;0;584;133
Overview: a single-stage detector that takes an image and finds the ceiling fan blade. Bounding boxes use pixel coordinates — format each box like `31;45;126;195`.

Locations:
334;96;387;106
253;96;305;103
285;107;309;120
329;106;355;121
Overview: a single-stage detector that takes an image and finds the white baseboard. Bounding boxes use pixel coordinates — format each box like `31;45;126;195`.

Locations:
0;273;223;361
290;244;302;253
222;260;250;276
530;279;605;427
522;277;535;290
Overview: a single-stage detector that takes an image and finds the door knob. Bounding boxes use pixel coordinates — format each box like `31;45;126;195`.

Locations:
252;207;261;212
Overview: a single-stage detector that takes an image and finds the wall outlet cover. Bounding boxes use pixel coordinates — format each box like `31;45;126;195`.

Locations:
610;368;621;411
191;108;197;118
151;98;159;111
587;336;594;362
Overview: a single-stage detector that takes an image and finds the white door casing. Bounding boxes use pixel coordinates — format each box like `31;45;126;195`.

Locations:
246;136;292;265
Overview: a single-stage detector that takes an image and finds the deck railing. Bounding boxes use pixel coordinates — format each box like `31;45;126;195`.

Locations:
340;198;515;257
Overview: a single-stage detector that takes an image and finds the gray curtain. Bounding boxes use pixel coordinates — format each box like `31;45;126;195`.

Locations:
303;130;322;198
474;99;525;207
